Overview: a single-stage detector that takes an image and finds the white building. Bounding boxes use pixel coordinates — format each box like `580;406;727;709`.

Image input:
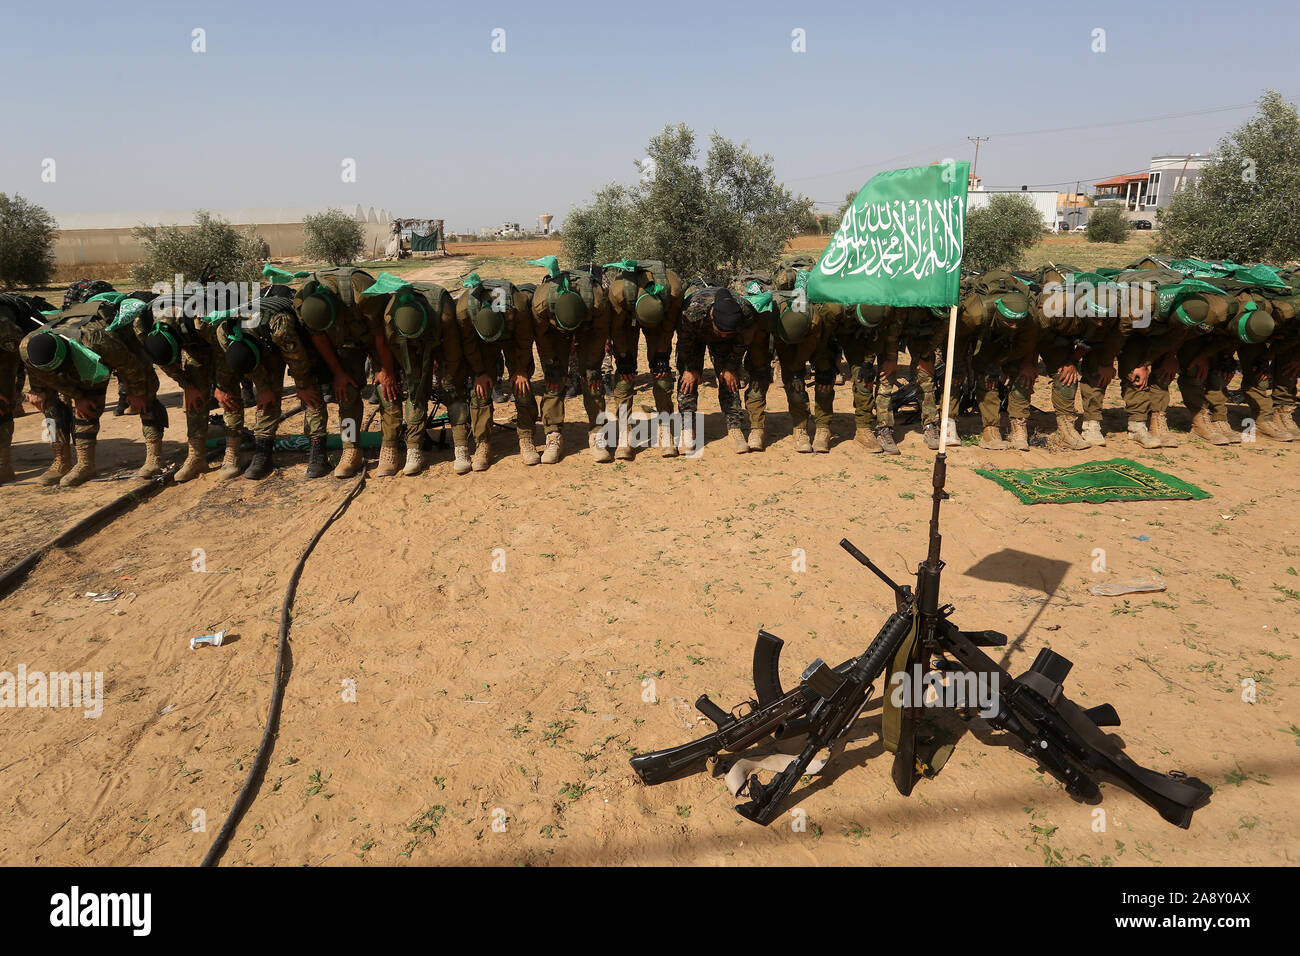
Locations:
965;189;1058;229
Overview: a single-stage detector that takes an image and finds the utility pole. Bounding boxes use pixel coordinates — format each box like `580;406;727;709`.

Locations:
967;136;989;182
1073;180;1080;231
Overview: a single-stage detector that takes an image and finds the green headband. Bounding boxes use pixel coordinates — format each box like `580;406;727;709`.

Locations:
33;333;110;385
462;273;484;289
744;292;775;314
149;323;180;364
32;333;67;370
995;298;1028;322
604;258;638;273
262;263;310;283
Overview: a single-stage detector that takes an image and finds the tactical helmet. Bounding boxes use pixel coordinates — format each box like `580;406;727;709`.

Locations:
634;289;665;328
392;298;428;338
298;288;336;332
992;290;1030;327
1235;305;1274;343
854;304;888;328
225;335;262;375
775;300;812;344
552;290;587;331
469;295;506;342
27;331;65;370
143;324;180;366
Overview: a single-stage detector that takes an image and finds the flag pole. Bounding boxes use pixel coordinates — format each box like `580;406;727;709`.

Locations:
936;304;959;455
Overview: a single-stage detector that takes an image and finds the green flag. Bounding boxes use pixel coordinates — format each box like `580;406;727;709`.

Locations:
808;162;969;307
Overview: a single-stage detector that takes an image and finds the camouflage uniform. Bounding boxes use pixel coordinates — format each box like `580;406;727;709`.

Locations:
20;300;163;485
897;306;954;448
1246;277;1300;439
819;303;903;452
530;267;611;461
373;280;469;474
957;271;1038;450
457;280;537;471
0;294;44;483
607;261;684;458
743;294;836;451
293;267;390;477
675;285;758;451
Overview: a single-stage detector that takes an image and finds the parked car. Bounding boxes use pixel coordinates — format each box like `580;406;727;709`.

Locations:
1133;220;1152;230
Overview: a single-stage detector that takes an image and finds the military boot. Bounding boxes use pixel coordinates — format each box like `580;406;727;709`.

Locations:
518;430;541;466
944;420;960;448
659;422;679;458
589;428;612;462
923;423;940;450
333;445;363;478
794;427;812;453
472;440;491;471
1258;411;1296;442
979;426;1010;450
541;430;563;464
38;439;73;486
134;436;163;479
0;441;14;485
402;445;426;476
747;428;765;452
1127;421;1161;449
615;419;633;460
812;427;831;453
1048;414;1089;452
61;439;97;486
174;438;208;482
243;437;275;479
1150;411;1179;447
854;426;883;453
219;437;243;478
1191;409;1229;445
729;427;749;453
1214;419;1242;444
453;443;472;475
679;423;696;456
374;443;402;477
305;437;330;478
1008;419;1030;451
877;426;900;455
1280;406;1300;440
1080;421;1107;447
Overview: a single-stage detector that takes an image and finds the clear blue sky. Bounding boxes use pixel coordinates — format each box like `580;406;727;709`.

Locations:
2;0;1295;231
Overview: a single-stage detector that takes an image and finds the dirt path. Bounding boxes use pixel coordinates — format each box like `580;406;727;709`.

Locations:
0;373;1294;866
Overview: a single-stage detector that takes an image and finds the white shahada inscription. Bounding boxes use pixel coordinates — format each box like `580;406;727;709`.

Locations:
819;196;965;283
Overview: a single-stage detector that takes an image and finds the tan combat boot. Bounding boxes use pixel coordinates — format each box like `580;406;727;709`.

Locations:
1048;414;1089;452
471;440;491;471
1008;419;1030;451
402;445;426;476
333;445;363;478
812;427;831;453
135;436;163;479
1080;421;1107;447
794;427;812;453
518;430;540;466
453;443;472;475
979;426;1010;450
589;428;612;462
174;438;209;482
747;428;765;452
923;423;940;451
1280;406;1300;440
877;426;900;455
219;437;243;478
1258;411;1296;442
1149;411;1179;447
1127;421;1161;449
659;422;679;458
1214;419;1241;444
38;439;73;486
374;443;401;477
61;439;97;486
679;424;696;456
615;418;633;460
1191;409;1229;445
541;430;563;464
729;427;749;453
854;426;883;453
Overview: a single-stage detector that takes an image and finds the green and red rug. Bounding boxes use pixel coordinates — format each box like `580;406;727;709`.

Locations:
973;457;1211;505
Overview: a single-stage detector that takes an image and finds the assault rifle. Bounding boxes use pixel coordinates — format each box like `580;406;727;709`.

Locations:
629;453;1213;828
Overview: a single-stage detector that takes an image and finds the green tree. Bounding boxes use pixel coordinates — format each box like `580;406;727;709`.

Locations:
961;194;1043;272
1157;90;1300;262
131;210;266;286
1085;205;1132;243
302;208;366;266
0;193;57;290
562;123;814;283
833;189;857;227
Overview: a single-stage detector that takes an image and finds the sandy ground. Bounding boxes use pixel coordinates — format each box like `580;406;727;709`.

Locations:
0;364;1295;867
